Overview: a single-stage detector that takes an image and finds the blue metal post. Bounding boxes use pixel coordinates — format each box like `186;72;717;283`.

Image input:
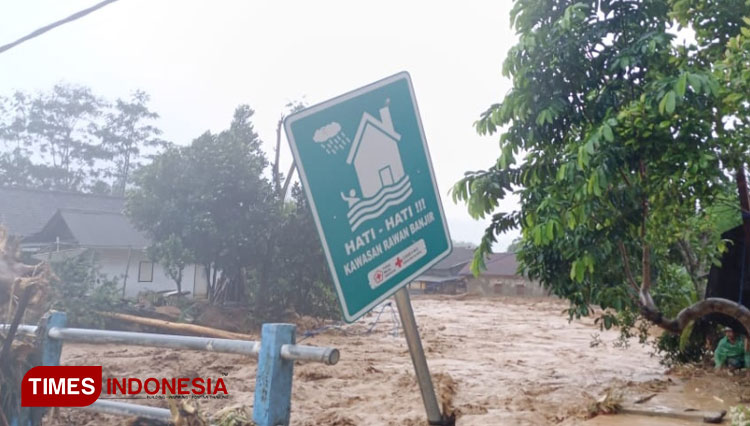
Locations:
253;323;296;426
40;311;66;366
26;311;67;426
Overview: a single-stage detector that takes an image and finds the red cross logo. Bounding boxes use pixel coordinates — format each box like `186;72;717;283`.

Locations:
395;257;403;268
374;270;384;283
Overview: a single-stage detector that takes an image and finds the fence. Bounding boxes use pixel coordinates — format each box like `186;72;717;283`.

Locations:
2;311;340;426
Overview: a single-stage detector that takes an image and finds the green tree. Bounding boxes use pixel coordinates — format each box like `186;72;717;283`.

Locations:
147;236;192;296
254;185;339;319
454;0;750;336
96;90;165;196
0;84;105;191
128;105;338;320
0;85;166;194
127;106;274;304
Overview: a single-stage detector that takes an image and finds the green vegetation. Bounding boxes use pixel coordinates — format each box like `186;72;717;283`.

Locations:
127;106;338;321
454;0;750;355
0;83;338;321
0;84;163;194
48;251;124;328
730;404;750;426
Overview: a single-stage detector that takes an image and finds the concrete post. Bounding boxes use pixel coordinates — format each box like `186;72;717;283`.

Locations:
253;323;296;426
40;311;66;366
28;311;67;425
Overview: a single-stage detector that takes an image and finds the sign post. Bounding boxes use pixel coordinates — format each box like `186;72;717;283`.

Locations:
285;72;454;424
394;287;447;425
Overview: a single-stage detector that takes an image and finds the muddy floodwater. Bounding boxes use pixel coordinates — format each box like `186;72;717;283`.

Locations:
50;296;744;425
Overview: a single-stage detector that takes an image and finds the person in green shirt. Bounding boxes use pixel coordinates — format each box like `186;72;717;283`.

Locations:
714;327;750;370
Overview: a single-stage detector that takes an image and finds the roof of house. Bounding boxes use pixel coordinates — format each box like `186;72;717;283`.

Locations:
0;186;124;237
430;247;475;270
459;252;520;277
415;275;464;284
25;209;148;249
346;107;401;164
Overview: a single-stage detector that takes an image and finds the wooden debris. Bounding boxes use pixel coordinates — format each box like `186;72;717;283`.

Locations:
620;405;726;424
168;399;208;426
97;311;255;341
634;393;657;404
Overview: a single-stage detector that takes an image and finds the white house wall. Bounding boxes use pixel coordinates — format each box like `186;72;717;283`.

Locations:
466;276;548;297
94;249;167;298
40;248;208;299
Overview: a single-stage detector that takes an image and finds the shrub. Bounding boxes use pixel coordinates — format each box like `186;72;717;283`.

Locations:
49;250;125;328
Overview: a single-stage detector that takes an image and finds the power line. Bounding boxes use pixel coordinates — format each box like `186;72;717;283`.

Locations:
0;0;120;55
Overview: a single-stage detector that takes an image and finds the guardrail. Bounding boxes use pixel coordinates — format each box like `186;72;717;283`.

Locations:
2;311;340;426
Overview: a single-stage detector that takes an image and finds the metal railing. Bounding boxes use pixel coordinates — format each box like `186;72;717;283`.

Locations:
2;311;339;426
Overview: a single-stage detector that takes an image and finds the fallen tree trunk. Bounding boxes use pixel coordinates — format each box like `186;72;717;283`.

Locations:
97;312;256;341
0;285;35;370
620;405;726;424
641;297;750;335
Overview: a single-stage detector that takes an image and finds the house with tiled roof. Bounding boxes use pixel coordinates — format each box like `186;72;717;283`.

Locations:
409;246;474;294
0;186;208;298
459;252;547;297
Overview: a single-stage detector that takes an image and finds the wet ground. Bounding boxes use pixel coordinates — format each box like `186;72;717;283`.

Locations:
48;295;743;425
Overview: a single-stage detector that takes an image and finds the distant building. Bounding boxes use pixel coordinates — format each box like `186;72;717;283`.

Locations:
410;247;474;294
0;186;123;246
0;186;207;298
459;252;547;297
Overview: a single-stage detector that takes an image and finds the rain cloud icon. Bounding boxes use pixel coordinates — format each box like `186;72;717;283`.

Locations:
313;122;351;155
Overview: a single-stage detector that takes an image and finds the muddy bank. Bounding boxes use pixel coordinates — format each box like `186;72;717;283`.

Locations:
45;296;734;425
585;366;750;426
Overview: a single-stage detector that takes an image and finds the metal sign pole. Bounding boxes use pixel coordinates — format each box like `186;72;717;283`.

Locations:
394;287;452;425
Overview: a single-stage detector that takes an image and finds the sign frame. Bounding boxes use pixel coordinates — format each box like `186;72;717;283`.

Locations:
284;71;452;322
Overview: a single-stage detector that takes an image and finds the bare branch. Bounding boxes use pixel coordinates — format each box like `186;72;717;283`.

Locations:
676;239;702;296
272;115;284;196
281;161;296;200
617;241;639;293
640;244;655;309
637;159;654;308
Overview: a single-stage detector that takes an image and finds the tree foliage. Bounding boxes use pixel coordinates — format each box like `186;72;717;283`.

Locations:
96;90;165;195
48;250;124;328
0;84;103;191
127;106;337;320
0;84;165;194
454;0;750;336
128;106;272;303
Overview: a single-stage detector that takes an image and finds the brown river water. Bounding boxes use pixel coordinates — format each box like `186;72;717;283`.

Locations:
50;295;744;425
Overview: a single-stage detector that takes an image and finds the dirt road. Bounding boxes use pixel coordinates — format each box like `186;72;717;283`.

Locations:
49;295;742;425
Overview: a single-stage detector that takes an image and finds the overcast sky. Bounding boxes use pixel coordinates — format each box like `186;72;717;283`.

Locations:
0;0;521;249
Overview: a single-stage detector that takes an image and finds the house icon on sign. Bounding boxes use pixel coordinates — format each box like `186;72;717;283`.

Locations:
344;105;413;231
346;106;405;198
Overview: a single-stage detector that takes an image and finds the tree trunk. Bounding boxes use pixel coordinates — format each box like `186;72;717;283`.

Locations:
272;116;283;196
0;285;35;371
119;147;132;196
642;297;750;335
175;270;182;295
281;161;296;200
736;165;750;296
